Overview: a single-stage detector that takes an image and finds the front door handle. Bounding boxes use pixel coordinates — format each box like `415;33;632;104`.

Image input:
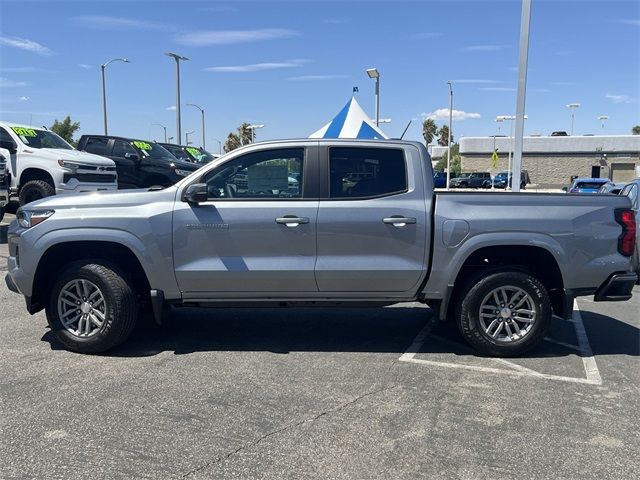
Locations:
275;215;310;227
382;216;416;227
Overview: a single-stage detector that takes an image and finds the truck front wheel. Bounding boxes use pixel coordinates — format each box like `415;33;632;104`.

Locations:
456;270;551;357
46;261;139;353
19;180;55;206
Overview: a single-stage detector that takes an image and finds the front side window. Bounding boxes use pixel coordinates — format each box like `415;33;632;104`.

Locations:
112;140;138;158
329;147;407;199
203;148;304;199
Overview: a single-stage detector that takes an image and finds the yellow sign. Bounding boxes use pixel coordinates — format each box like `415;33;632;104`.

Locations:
491;150;499;168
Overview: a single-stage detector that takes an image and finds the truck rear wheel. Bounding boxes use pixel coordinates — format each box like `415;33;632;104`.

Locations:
456;270;551;357
46;261;139;353
19;180;55;206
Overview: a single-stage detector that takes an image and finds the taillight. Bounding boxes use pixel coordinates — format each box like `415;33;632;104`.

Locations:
615;208;636;257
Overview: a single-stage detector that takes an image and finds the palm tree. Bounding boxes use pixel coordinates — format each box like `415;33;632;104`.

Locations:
422;118;437;145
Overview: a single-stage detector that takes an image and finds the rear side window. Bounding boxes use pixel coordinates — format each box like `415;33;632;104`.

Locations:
83;137;109;155
329;147;407;199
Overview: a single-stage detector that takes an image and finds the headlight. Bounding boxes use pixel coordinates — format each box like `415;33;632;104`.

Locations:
174;169;192;177
16;209;55;228
57;160;80;171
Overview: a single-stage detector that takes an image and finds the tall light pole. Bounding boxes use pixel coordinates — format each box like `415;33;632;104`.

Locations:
566;103;580;136
247;124;265;143
100;58;130;135
165;52;189;144
187;103;205;148
366;68;380;126
185;130;195;146
446;81;453;191
597;115;609;131
152;123;167;142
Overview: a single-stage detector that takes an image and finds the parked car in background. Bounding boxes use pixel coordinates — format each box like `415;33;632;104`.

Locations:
449;172;491;188
493;170;531;189
598;181;627;195
0;122;117;206
158;143;219;165
433;171;447;188
0;147;8;222
6;139;637;357
566;178;609;194
620;179;639;281
77;135;199;189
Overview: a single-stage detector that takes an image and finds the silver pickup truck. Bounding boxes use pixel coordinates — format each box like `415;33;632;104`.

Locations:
5;139;638;356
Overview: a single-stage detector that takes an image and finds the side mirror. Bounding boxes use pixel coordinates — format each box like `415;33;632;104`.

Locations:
124;152;139;161
0;140;16;154
184;183;208;203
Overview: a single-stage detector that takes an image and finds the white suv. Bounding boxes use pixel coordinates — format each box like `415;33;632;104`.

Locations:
0;121;117;206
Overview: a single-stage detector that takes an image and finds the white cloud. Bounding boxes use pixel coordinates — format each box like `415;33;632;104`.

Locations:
453;79;503;84
615;19;640;27
19;96;30;101
287;74;348;81
0;36;53;56
70;15;169;30
166;106;176;111
174;28;297;46
422;108;481;121
0;77;29;88
78;64;93;70
605;92;636;104
460;45;508;52
205;60;306;73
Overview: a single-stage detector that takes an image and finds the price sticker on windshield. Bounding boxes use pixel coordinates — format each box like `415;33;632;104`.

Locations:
132;141;152;150
11;126;37;137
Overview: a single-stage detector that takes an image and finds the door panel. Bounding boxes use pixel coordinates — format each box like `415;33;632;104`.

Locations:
172;145;319;296
315;146;428;293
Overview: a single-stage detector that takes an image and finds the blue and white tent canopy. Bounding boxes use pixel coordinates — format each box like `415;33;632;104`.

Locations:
309;97;388;140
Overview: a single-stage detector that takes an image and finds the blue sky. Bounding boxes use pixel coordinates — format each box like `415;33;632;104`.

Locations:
0;0;638;148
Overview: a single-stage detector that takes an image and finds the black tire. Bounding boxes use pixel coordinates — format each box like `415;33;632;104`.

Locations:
456;270;551;357
46;261;139;353
19;179;55;206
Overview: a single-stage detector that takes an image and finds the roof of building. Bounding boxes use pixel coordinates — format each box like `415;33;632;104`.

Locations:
460;135;640;154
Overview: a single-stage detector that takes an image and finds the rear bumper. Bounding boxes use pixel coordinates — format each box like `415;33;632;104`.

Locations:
594;272;638;302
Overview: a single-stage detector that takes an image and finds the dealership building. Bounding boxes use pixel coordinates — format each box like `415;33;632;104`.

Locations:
458;135;640;188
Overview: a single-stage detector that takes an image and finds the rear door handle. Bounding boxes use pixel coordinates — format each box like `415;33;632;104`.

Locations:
275;216;310;227
382;216;416;226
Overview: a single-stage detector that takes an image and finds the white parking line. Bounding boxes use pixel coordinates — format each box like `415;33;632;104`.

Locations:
399;300;602;385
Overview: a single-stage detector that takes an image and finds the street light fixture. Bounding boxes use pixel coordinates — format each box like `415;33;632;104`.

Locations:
247;124;265;143
566;103;580;135
100;58;130;135
597;115;609;130
152;123;167;142
366;68;380;126
186;103;205;148
446;81;453;191
185;130;195;146
165;52;189;144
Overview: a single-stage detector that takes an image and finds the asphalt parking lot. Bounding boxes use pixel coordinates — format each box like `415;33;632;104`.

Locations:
1;233;639;479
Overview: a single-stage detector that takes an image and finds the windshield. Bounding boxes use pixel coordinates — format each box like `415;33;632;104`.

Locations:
131;140;176;161
185;146;215;164
575;181;606;189
11;126;73;150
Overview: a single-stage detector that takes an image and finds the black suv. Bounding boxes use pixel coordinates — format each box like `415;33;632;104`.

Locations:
158;143;218;165
77;135;200;189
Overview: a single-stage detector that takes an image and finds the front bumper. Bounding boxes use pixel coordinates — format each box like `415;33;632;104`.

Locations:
594;272;638;302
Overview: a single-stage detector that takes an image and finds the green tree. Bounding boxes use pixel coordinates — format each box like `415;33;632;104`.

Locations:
437;124;453;146
224;122;254;152
50;116;80;145
632;125;640;135
434;143;461;176
422;118;437;145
